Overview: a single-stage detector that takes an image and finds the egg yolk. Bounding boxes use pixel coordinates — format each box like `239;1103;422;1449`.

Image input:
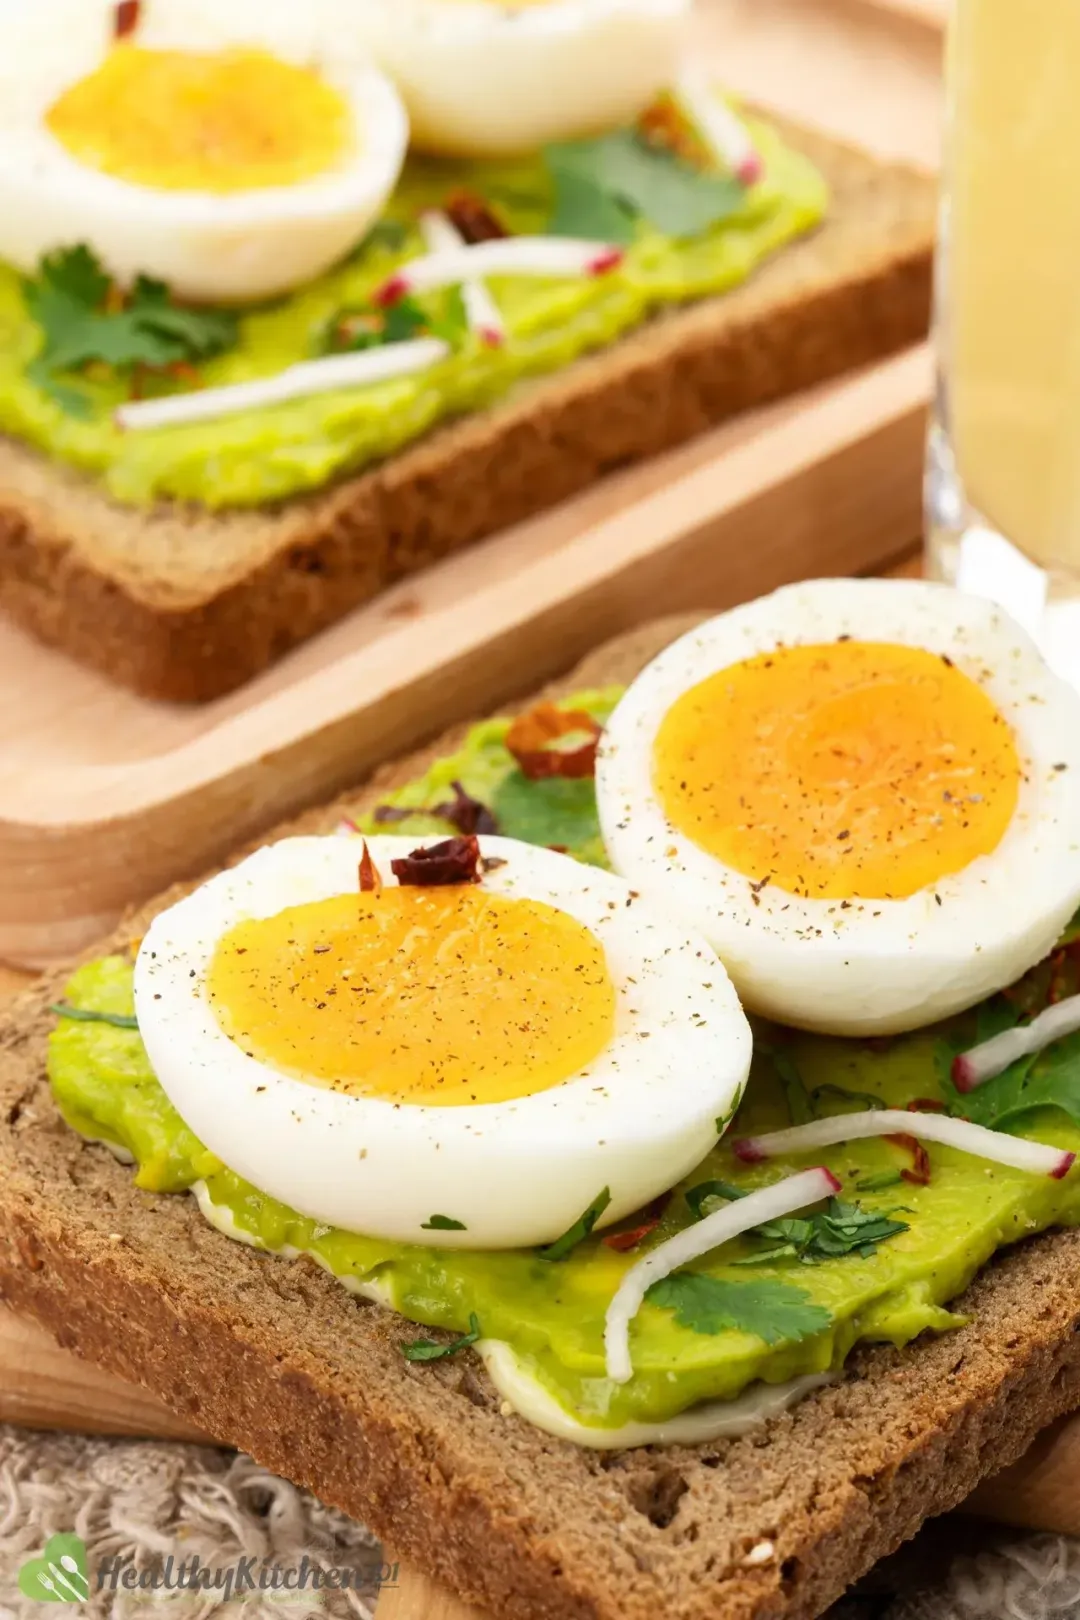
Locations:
46;45;352;193
653;640;1021;901
208;885;615;1106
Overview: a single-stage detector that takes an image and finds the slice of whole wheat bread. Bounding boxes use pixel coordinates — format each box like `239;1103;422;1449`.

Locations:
2;619;1080;1620
0;120;934;703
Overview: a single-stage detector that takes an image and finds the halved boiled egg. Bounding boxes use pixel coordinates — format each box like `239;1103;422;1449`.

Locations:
349;0;690;156
0;6;407;301
133;835;751;1247
596;579;1080;1036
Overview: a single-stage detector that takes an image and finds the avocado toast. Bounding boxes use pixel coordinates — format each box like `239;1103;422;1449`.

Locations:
3;614;1080;1620
0;0;934;702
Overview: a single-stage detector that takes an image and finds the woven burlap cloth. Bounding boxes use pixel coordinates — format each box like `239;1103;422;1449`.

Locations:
0;1425;1077;1620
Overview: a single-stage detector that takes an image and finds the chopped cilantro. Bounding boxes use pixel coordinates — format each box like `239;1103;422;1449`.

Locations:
684;1179;746;1221
853;1170;905;1194
401;1312;481;1362
545;131;745;244
538;1187;611;1261
810;1083;886;1113
362;219;410;254
421;1214;467;1231
647;1273;831;1346
50;1002;139;1031
759;1044;814;1125
944;1033;1080;1134
23;245;237;414
322;288;469;356
733;1198;910;1267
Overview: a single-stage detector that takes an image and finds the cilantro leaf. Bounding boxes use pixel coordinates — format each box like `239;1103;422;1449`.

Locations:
545;131;746;243
545;153;636;245
538;1187;611;1261
647;1273;831;1346
491;771;604;861
684;1179;746;1221
50;1002;139;1031
402;1312;481;1362
322;289;468;356
734;1199;909;1267
22;244;238;414
421;1214;467;1231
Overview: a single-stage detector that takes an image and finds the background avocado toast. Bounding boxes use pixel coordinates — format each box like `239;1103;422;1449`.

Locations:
0;115;933;703
3;616;1080;1620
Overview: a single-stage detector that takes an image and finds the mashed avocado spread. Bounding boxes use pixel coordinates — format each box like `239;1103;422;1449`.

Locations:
0;115;825;508
48;689;1080;1436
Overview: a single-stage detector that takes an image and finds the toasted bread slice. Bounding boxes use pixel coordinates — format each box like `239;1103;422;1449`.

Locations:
2;619;1080;1620
0;122;934;703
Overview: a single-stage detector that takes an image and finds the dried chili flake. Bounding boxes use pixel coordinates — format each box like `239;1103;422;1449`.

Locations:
506;702;602;781
601;1194;670;1253
358;841;382;893
433;780;498;836
372;781;498;836
885;1132;932;1186
444;189;508;245
637;97;709;168
114;0;141;37
391;836;482;887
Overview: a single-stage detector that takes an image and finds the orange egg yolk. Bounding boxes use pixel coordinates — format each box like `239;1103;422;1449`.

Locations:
46;45;352;193
653;640;1022;902
208;885;615;1106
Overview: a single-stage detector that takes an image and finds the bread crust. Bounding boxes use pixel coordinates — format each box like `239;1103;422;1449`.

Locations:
0;123;933;702
2;618;1080;1620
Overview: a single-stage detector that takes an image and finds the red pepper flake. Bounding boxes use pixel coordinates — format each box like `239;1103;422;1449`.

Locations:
391;836;482;887
444;189;508;244
908;1098;946;1114
601;1193;669;1253
506;702;602;782
114;0;141;37
358;840;382;893
373;781;498;836
637;97;709;168
885;1132;932;1186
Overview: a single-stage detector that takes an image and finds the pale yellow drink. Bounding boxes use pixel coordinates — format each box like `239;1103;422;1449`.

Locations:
945;0;1080;572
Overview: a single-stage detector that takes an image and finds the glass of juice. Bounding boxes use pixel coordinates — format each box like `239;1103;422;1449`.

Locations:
926;0;1080;682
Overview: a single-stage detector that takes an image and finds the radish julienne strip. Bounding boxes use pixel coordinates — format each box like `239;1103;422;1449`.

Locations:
420;210;506;348
374;237;624;307
734;1111;1074;1180
676;72;763;186
603;1166;840;1384
115;339;449;431
952;993;1080;1091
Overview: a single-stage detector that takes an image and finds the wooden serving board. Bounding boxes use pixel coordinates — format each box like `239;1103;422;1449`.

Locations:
0;0;943;971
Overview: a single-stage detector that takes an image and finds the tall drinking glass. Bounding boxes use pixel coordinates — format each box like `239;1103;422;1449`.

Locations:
926;0;1080;682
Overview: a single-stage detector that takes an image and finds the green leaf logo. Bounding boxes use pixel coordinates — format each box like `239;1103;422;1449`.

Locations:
18;1534;89;1603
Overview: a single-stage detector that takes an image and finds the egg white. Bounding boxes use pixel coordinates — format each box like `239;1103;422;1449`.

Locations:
133;834;751;1249
596;579;1080;1037
0;1;408;302
348;0;690;156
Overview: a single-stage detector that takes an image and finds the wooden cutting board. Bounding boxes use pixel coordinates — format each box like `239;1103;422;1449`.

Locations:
0;0;944;972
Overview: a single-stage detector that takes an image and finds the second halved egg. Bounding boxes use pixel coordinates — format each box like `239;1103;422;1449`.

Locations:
596;579;1080;1036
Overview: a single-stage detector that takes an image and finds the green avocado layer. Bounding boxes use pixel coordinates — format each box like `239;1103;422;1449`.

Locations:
0;115;825;508
48;689;1080;1432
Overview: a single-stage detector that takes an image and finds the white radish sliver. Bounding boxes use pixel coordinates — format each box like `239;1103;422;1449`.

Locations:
734;1111;1074;1180
603;1166;839;1385
420;211;506;347
676;72;763;185
115;339;449;432
376;237;622;304
953;993;1080;1090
